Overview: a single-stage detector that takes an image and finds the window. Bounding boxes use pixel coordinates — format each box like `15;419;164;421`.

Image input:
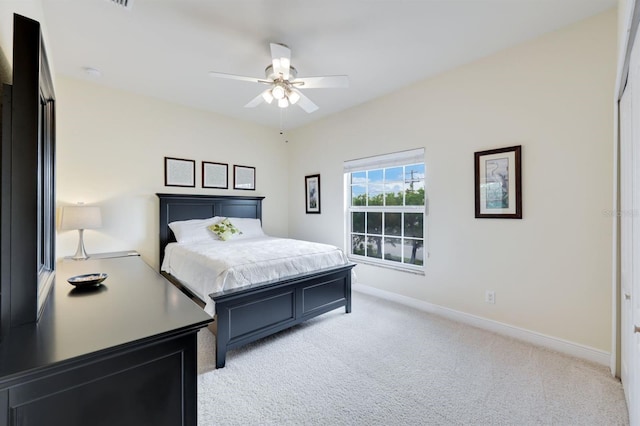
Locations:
345;149;425;272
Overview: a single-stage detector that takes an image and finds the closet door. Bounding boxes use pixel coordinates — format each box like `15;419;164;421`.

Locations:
621;24;640;425
621;81;637;426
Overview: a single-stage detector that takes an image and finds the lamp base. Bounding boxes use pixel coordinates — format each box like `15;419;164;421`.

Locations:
71;229;90;260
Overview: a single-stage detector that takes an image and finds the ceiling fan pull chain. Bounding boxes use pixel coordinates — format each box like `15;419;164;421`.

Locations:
279;107;290;140
279;108;284;135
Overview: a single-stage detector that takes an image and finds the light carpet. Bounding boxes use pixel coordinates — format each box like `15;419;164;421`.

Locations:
197;291;628;425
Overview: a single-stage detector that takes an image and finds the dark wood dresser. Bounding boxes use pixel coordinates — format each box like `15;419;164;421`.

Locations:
0;255;212;426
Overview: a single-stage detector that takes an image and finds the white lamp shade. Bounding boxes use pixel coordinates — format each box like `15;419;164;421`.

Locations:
60;206;102;230
278;97;289;108
288;89;301;105
271;85;285;100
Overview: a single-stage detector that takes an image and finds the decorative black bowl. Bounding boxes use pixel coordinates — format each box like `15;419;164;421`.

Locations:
67;272;108;288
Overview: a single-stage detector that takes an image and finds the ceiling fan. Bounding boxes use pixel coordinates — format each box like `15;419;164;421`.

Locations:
208;43;349;113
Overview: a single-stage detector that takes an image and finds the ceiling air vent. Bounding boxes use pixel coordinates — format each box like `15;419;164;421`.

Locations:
108;0;132;10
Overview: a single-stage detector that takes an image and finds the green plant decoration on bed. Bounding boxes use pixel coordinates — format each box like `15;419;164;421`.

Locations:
208;218;242;241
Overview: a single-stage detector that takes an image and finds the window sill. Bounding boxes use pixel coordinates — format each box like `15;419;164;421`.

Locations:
347;256;425;276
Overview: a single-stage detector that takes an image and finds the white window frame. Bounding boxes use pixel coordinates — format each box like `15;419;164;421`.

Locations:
344;149;426;273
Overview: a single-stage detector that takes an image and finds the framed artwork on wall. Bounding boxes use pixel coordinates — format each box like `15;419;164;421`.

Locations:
202;161;228;189
305;174;321;214
165;157;195;187
233;165;255;190
474;145;522;219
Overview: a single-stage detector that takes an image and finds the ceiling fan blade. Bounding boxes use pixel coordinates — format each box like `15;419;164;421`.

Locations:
293;75;349;89
270;43;291;80
296;91;318;113
244;90;270;108
208;71;267;84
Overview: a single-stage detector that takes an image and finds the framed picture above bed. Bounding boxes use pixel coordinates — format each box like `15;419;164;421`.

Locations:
233;165;256;190
202;161;228;189
165;157;195;187
474;145;522;219
305;174;321;214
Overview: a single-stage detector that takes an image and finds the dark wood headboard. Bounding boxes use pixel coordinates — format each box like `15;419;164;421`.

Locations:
156;193;265;267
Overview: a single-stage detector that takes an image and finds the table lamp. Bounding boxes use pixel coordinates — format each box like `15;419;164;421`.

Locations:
60;205;102;260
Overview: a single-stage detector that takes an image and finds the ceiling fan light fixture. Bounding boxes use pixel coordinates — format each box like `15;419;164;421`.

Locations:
288;89;301;105
272;85;285;100
210;43;345;115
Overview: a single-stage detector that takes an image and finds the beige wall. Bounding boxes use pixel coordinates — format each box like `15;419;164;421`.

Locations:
287;10;617;351
55;77;289;269
0;2;618;353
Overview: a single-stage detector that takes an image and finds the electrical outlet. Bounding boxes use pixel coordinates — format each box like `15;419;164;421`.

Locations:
485;290;495;304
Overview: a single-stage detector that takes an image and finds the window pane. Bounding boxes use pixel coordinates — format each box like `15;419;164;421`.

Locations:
384;237;402;263
351;234;366;256
403;239;424;265
351;185;366;206
368;188;384;206
368;169;383;182
367;212;382;234
384;167;403;206
351;171;366;185
385;167;404;181
404;163;425;188
384;212;401;236
367;169;384;206
404;213;423;238
351;212;365;233
385;182;403;206
405;163;425;206
405;188;425;206
367;236;382;259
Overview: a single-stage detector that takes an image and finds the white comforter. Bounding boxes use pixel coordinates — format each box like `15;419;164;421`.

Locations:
160;236;350;315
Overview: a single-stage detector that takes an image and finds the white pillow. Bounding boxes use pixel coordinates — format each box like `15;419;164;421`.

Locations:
226;217;266;239
169;217;221;244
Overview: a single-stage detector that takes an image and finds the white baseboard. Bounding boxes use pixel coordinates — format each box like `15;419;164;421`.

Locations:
353;283;611;367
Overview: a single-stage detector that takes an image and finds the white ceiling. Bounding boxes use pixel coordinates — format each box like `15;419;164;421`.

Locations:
41;0;616;131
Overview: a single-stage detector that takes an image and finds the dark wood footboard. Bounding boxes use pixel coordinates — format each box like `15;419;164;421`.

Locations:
161;264;354;368
211;264;354;368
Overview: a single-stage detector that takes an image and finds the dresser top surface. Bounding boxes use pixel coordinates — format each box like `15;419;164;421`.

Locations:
0;256;211;382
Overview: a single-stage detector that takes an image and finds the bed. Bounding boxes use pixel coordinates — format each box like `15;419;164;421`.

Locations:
157;193;355;368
